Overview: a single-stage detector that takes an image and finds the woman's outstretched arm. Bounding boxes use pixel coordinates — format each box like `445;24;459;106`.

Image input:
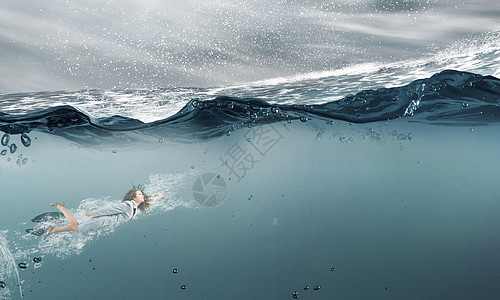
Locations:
153;191;164;201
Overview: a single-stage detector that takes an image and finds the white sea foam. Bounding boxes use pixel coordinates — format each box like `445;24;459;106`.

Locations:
0;231;23;299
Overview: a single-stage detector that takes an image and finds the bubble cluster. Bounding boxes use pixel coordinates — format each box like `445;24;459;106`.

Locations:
390;130;412;141
292;283;321;298
16;154;28;166
1;133;34;164
33;257;42;263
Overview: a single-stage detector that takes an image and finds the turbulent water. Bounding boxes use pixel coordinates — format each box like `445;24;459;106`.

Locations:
1;1;500;299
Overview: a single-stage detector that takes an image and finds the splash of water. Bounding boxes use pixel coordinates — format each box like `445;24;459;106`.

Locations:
0;232;23;299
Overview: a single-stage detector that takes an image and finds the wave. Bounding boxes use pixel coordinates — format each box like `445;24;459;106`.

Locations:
1;70;499;145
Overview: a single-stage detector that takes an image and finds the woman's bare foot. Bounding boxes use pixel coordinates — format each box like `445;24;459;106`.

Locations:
50;202;66;209
43;226;55;240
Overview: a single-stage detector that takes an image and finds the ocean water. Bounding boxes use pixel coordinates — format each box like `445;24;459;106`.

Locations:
1;1;500;299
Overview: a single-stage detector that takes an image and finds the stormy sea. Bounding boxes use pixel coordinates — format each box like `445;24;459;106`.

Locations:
1;0;500;299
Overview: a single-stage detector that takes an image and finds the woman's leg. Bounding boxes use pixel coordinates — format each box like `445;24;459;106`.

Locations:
51;224;74;233
43;224;74;240
50;202;79;232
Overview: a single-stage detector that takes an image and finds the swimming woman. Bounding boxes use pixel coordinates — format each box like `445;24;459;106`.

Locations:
43;185;164;240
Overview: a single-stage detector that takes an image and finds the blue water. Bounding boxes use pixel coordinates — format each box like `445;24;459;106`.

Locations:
1;1;500;299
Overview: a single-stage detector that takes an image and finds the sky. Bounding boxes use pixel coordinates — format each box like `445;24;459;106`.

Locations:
1;0;499;93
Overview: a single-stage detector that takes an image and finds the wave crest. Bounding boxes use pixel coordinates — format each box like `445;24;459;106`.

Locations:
1;70;499;145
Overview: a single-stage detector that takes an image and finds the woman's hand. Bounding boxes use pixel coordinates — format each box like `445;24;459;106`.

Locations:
86;211;95;218
154;191;165;201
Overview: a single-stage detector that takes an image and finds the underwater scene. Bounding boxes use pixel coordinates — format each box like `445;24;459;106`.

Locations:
1;0;500;299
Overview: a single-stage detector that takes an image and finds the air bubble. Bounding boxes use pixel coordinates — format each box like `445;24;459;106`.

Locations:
227;102;234;109
300;116;308;122
314;285;321;290
33;257;42;263
250;113;258;120
226;131;231;136
462;103;469;108
10;143;17;154
18;263;27;269
0;281;5;288
292;291;299;298
330;267;336;271
1;134;9;146
158;138;165;143
172;268;178;274
191;100;199;107
21;133;31;147
303;286;309;290
112;150;117;154
181;285;187;290
1;150;6;156
271;107;279;114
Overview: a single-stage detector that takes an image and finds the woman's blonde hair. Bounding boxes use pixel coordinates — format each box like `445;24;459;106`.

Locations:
122;185;152;213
